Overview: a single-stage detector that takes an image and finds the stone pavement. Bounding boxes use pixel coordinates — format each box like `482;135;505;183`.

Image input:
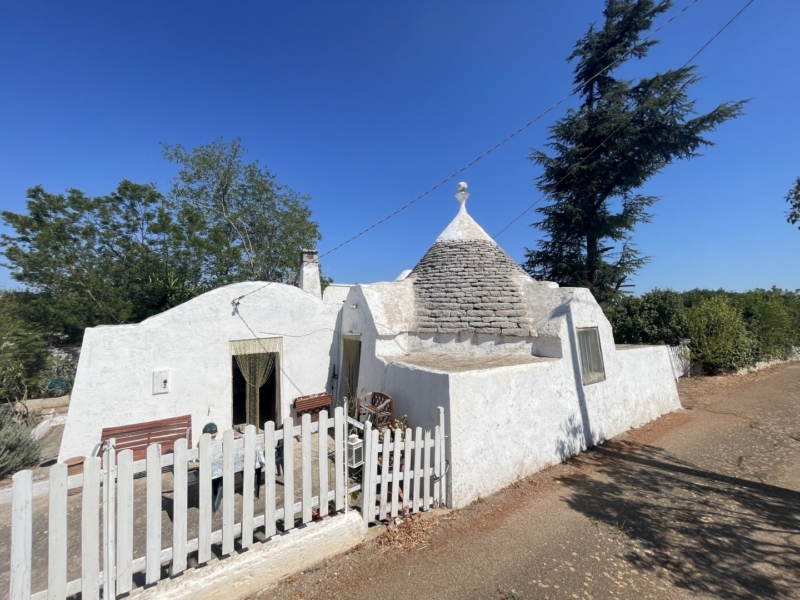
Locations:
263;362;800;600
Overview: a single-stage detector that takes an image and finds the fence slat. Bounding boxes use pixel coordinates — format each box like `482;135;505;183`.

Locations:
146;444;162;584
369;428;380;521
46;463;67;600
301;413;312;524
222;430;235;555
361;421;373;526
102;442;116;600
318;410;329;517
334;406;344;511
80;458;101;600
172;438;188;574
402;429;412;513
379;432;390;520
438;406;447;507
423;429;432;512
242;425;256;548
264;421;277;538
413;427;423;513
433;425;441;508
116;450;134;594
390;429;401;518
10;469;32;600
198;433;212;564
283;417;295;531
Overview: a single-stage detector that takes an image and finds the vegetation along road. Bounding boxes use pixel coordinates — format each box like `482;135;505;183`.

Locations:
262;362;800;600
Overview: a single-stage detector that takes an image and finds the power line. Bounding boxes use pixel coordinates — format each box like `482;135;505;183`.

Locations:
492;0;756;240
315;0;701;262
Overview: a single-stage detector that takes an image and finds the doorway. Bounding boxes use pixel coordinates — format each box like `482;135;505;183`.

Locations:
232;354;278;427
341;334;362;416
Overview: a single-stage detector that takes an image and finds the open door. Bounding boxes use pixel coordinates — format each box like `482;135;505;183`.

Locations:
341;334;362;417
230;337;282;429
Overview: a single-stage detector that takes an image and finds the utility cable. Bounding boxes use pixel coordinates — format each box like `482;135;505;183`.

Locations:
314;0;701;263
492;0;755;240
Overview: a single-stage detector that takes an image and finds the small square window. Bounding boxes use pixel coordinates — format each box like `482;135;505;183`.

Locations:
577;327;605;385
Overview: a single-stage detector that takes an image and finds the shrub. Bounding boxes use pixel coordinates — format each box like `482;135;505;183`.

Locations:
0;410;41;479
605;288;688;345
686;296;757;373
740;291;794;361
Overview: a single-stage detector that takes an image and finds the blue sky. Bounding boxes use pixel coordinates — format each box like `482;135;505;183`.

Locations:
1;0;798;293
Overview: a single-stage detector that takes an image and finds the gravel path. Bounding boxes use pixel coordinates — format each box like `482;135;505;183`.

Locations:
261;362;800;600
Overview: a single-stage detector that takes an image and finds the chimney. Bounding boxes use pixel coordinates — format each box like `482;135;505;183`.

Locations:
298;249;322;299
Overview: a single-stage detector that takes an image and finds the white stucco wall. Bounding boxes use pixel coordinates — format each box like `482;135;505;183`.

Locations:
59;282;340;462
345;281;681;510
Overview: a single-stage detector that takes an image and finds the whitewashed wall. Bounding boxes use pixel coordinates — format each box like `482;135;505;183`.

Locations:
59;282;340;462
345;282;681;509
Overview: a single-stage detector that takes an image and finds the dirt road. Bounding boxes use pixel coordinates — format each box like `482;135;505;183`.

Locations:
262;362;800;600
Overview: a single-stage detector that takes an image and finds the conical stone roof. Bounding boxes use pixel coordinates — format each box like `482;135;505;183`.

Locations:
410;191;533;337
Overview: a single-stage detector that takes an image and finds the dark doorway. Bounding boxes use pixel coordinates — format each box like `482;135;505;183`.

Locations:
232;354;278;428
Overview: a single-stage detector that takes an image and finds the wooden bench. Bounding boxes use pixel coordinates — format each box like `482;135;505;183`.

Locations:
294;392;332;422
99;415;192;461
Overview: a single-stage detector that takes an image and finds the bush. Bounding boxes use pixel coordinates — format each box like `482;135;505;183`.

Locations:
604;288;688;345
686;296;757;373
0;411;41;479
740;291;794;361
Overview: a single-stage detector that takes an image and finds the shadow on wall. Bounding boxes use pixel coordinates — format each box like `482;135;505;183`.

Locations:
554;414;587;462
559;441;800;599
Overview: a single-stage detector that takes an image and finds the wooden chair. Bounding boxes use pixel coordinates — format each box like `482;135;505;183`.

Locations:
356;392;394;429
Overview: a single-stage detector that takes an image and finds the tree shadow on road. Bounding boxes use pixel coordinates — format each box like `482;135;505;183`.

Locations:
559;441;800;599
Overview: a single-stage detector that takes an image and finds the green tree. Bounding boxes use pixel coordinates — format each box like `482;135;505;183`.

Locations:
1;180;206;342
161;137;321;285
785;176;800;229
0;292;50;403
523;0;746;303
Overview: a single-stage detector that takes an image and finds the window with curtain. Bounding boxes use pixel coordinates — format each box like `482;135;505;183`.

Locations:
577;327;605;385
230;337;282;427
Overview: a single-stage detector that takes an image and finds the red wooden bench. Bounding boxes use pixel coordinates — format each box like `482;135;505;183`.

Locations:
99;414;192;461
294;392;332;422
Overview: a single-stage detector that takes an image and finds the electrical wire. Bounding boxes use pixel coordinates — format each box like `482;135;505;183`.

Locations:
492;0;756;240
312;0;701;263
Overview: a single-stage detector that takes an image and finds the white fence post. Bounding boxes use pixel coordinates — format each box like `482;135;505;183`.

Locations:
423;429;432;512
116;450;134;594
318;410;329;517
10;469;32;600
379;432;390;520
146;444;162;584
47;463;68;600
334;407;344;511
361;420;373;526
301;413;312;524
264;421;277;539
282;417;295;531
402;429;412;513
81;457;101;600
433;425;441;508
368;428;380;522
413;427;422;513
438;406;447;507
222;430;235;555
102;441;116;600
172;438;188;575
242;424;256;548
198;433;212;564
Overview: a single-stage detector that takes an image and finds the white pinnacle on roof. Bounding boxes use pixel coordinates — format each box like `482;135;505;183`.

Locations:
435;182;497;244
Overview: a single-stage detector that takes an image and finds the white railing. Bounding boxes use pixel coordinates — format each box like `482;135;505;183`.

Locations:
6;408;346;600
360;406;447;524
668;345;690;379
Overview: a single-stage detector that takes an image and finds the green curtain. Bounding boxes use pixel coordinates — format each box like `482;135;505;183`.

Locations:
342;334;361;414
231;337;281;427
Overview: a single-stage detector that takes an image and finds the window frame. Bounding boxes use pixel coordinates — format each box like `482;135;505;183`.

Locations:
577;326;606;385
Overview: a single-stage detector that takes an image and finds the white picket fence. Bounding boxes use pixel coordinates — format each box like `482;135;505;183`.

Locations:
4;405;449;599
6;408;347;600
359;407;447;524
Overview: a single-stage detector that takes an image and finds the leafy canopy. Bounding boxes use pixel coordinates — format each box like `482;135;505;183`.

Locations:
524;0;746;303
785;176;800;229
1;138;322;343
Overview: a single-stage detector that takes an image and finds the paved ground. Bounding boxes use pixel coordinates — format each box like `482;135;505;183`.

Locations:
260;361;800;600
